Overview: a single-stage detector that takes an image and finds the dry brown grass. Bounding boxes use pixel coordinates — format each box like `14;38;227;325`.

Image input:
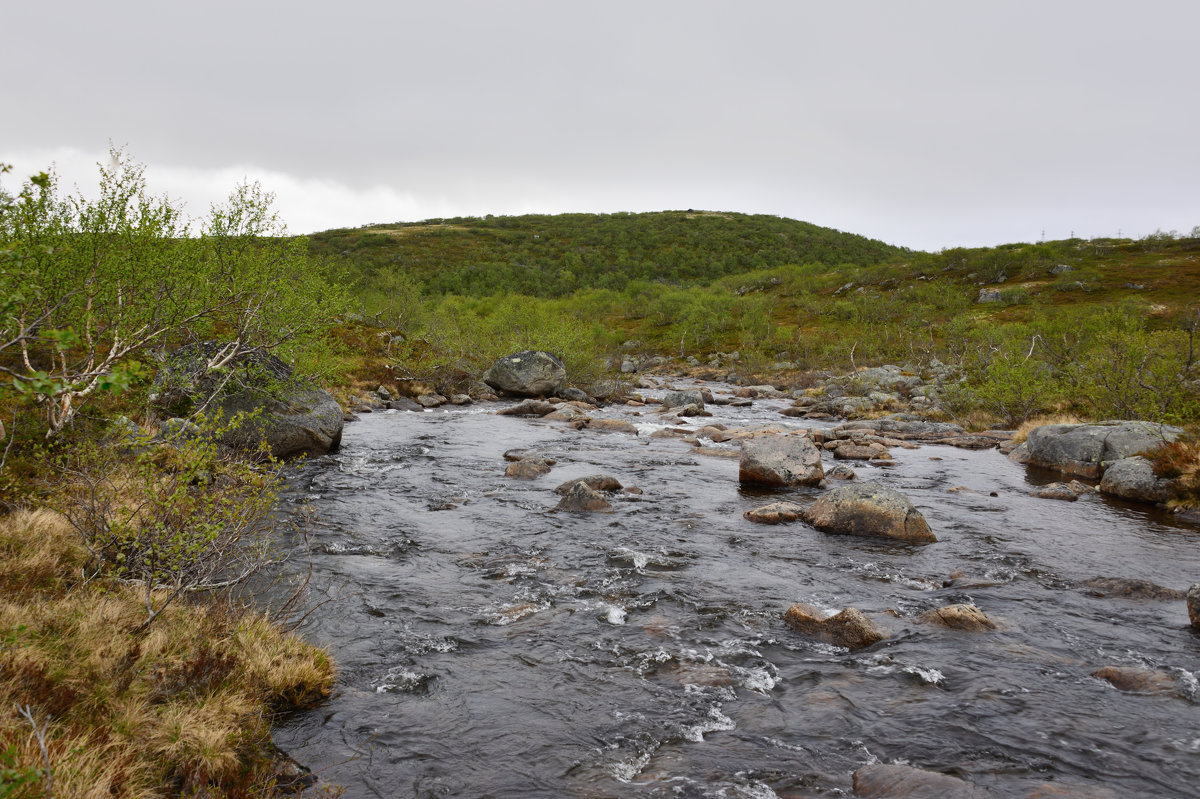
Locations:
0;509;334;797
1011;413;1084;443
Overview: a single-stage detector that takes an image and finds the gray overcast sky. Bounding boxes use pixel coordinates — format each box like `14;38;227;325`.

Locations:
4;1;1198;250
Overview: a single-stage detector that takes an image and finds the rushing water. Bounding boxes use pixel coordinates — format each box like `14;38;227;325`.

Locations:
273;381;1200;798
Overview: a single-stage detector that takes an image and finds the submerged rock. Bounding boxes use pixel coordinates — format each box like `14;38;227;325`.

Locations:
783;603;889;650
1031;480;1093;501
1011;421;1183;479
919;604;997;631
1078;577;1185;601
853;763;986;798
743;501;806;525
1091;666;1177;694
739;435;824;486
555;482;613;513
802;481;936;544
482;350;567;397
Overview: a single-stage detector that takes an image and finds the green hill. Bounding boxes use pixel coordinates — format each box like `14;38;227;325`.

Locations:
307;211;905;297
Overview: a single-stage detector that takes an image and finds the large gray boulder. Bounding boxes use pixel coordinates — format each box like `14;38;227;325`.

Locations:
802;481;936;544
482;350;566;397
661;389;705;415
1011;421;1182;479
151;342;342;459
1098;456;1176;503
739;436;824;486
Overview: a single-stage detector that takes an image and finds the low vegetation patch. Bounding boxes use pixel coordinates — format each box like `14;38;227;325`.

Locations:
0;509;333;797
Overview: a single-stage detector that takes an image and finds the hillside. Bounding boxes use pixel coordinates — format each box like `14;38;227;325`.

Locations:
308;211;905;297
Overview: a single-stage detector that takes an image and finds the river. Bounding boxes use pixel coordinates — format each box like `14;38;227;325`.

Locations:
273;380;1200;798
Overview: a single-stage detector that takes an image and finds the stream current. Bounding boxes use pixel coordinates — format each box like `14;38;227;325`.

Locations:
274;381;1200;798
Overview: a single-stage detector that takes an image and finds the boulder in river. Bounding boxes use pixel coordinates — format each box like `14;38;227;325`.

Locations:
802;481;936;544
504;458;554;479
661;389;705;415
783;603;889;650
554;475;623;495
482;350;567;397
1098;456;1176;503
853;762;987;798
1188;584;1200;628
586;418;639;434
739;436;824;486
555;482;613;513
743;501;806;525
150;341;343;459
1010;421;1183;479
919;604;997;631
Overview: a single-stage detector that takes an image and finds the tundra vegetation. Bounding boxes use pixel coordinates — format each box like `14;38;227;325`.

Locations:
1;154;1199;794
1;154;341;797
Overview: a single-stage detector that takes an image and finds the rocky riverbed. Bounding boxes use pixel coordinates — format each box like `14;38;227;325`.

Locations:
274;374;1200;798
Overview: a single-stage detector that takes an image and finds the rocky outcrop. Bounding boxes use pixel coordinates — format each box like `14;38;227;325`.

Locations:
1098;456;1176;503
853;763;988;798
739;436;824;486
151;342;343;459
482;350;567;397
743;501;806;525
783;603;889;650
1011;422;1183;479
802;482;936;544
919;604;996;631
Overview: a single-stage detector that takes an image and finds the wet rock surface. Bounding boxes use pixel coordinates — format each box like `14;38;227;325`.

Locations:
783;603;889;650
1098;456;1176;503
918;603;997;631
739;435;824;486
1011;421;1183;479
802;481;936;544
743;501;806;525
853;763;988;798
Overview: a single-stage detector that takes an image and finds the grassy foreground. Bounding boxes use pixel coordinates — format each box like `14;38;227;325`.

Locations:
0;509;333;798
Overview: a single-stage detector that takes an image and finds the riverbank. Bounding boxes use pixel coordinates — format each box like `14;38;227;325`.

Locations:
0;511;334;796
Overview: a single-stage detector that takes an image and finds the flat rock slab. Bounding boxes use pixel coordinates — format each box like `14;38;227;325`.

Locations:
1031;480;1092;501
739;435;824;486
743;501;806;524
498;399;557;417
587;418;639;434
803;481;936;544
783;603;889;650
